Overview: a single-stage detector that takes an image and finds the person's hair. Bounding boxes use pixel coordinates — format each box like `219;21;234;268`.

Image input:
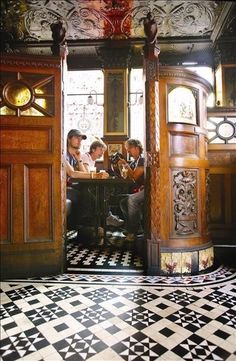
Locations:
125;138;143;153
89;140;107;153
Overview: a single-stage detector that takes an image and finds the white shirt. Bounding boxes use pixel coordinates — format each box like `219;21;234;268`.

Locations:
81;152;95;171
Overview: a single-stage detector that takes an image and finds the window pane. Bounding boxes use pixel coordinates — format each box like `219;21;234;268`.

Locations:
185;66;214;86
129;68;144;144
207;116;236;144
65;70;104;152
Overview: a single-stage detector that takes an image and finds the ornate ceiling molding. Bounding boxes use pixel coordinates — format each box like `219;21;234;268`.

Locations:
0;0;226;42
1;0;234;64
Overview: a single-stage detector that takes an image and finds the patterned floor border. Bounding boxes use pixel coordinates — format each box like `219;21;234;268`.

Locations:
4;265;236;288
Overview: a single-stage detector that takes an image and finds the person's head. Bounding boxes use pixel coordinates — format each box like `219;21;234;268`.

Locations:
89;140;107;160
67;129;87;149
125;138;143;159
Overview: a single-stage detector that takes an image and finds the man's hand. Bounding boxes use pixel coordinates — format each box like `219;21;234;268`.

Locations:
117;158;127;165
96;171;109;179
74;151;82;162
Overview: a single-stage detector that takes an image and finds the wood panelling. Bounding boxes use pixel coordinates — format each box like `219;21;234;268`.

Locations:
0;165;12;244
209;170;236;243
207;109;236;244
170;134;198;157
0;127;52;152
209;174;225;224
0;54;63;279
232;175;236;223
25;165;52;242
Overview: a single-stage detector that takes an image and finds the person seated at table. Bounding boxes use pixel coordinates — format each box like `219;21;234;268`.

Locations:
80;138;124;227
66;130;108;180
116;138;145;242
66;129;109;230
80;138;107;172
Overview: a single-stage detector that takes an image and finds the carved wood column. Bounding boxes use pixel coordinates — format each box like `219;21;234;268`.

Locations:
143;51;214;275
143;42;161;275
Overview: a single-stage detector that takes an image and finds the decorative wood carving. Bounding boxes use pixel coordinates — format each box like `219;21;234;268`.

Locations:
172;170;198;236
96;47;132;68
145;57;159;81
143;12;158;44
50;20;67;57
0;56;61;69
146;151;159;167
143;29;161;275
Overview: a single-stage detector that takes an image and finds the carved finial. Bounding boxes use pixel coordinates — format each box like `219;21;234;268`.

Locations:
143;12;158;44
50;20;66;56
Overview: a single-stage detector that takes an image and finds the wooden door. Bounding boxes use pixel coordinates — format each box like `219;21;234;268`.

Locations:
0;54;64;279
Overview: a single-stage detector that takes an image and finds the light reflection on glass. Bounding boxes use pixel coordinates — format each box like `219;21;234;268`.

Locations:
0;106;16;115
21;107;44;116
5;83;31;107
1;75;54;117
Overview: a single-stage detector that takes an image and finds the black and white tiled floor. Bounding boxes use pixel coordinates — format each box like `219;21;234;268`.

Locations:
66;231;144;275
1;266;236;361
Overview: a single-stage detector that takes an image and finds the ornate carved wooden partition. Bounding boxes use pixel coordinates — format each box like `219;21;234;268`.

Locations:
0;55;64;279
144;50;214;274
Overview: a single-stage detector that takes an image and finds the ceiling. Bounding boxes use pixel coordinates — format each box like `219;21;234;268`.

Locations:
1;0;236;67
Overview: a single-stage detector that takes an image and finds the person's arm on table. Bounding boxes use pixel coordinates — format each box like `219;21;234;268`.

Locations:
66;161;109;179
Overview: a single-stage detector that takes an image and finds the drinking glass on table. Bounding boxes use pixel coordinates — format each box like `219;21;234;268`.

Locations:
90;166;96;179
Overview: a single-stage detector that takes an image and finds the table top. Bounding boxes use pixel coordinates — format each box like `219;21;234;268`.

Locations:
70;176;134;186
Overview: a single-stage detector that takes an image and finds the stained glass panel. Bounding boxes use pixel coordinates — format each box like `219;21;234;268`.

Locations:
0;72;54;116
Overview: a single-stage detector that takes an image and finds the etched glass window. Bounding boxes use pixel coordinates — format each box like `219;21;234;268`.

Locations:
65;70;104;153
129;68;144;144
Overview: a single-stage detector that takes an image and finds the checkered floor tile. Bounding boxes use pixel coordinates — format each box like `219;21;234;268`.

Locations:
66;238;144;274
1;266;236;361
